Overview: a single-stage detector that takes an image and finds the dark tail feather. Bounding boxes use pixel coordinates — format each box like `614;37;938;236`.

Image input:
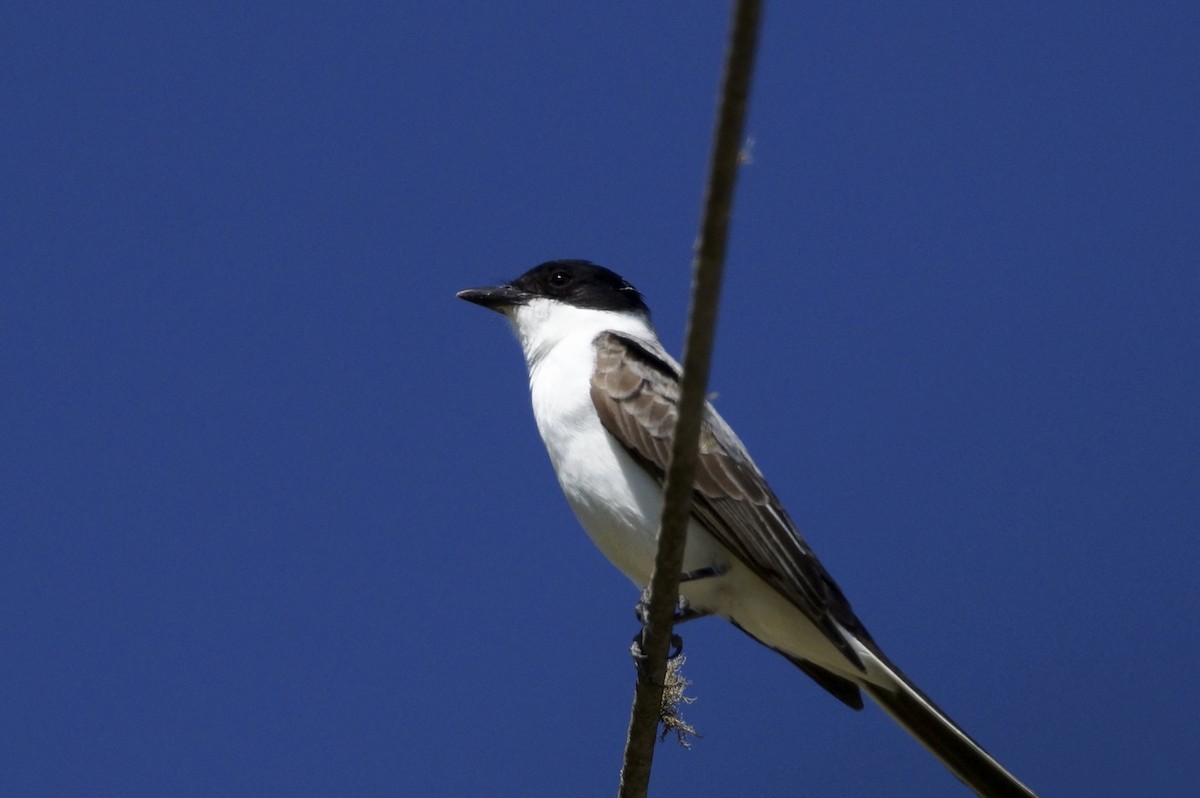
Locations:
860;664;1039;798
783;654;864;710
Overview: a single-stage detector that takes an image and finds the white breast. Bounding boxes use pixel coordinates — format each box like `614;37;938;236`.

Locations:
525;311;665;584
506;298;854;675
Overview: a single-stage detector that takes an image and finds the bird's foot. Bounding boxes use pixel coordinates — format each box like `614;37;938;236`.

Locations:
631;630;685;681
632;563;726;626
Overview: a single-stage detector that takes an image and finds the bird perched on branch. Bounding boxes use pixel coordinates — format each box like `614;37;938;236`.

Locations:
459;259;1039;798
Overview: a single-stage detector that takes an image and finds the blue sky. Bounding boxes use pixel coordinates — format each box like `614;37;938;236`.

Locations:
3;3;1198;796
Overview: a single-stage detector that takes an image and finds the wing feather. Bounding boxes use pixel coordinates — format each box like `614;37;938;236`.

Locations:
590;331;874;669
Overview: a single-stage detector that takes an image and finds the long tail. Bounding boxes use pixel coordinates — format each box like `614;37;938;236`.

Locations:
858;651;1039;798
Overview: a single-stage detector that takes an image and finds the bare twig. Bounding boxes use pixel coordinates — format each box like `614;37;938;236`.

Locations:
615;2;763;796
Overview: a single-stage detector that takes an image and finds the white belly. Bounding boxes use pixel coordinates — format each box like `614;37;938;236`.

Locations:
524;324;856;679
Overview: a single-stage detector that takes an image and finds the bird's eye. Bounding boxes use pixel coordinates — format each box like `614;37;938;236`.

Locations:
549;271;572;288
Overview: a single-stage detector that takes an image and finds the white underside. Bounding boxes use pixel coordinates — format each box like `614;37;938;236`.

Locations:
511;298;869;682
492;294;1038;796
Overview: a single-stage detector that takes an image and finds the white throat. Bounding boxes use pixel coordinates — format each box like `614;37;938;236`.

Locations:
505;298;655;373
500;297;672;585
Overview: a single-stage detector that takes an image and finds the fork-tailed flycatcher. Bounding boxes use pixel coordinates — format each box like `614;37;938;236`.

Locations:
457;259;1038;798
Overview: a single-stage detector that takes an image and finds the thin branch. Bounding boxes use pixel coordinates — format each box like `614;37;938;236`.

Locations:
616;2;764;797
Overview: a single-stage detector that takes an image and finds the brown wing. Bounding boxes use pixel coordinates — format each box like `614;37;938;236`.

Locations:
590;331;874;669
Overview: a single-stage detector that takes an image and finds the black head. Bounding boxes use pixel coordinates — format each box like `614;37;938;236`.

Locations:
457;260;650;316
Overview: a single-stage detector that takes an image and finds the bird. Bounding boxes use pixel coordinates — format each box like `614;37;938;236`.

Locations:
457;259;1038;797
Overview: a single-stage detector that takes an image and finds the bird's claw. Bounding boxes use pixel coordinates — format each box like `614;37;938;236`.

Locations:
630;569;724;675
630;630;685;680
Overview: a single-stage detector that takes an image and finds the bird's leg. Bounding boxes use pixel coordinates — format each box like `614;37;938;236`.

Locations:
679;564;727;585
634;563;727;626
630;562;728;672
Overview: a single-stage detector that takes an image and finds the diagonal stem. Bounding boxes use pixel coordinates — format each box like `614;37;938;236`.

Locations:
616;2;763;796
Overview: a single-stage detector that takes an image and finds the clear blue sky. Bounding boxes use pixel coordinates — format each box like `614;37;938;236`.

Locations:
4;3;1197;796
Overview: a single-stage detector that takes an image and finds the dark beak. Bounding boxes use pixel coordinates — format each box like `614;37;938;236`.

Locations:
456;284;528;314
